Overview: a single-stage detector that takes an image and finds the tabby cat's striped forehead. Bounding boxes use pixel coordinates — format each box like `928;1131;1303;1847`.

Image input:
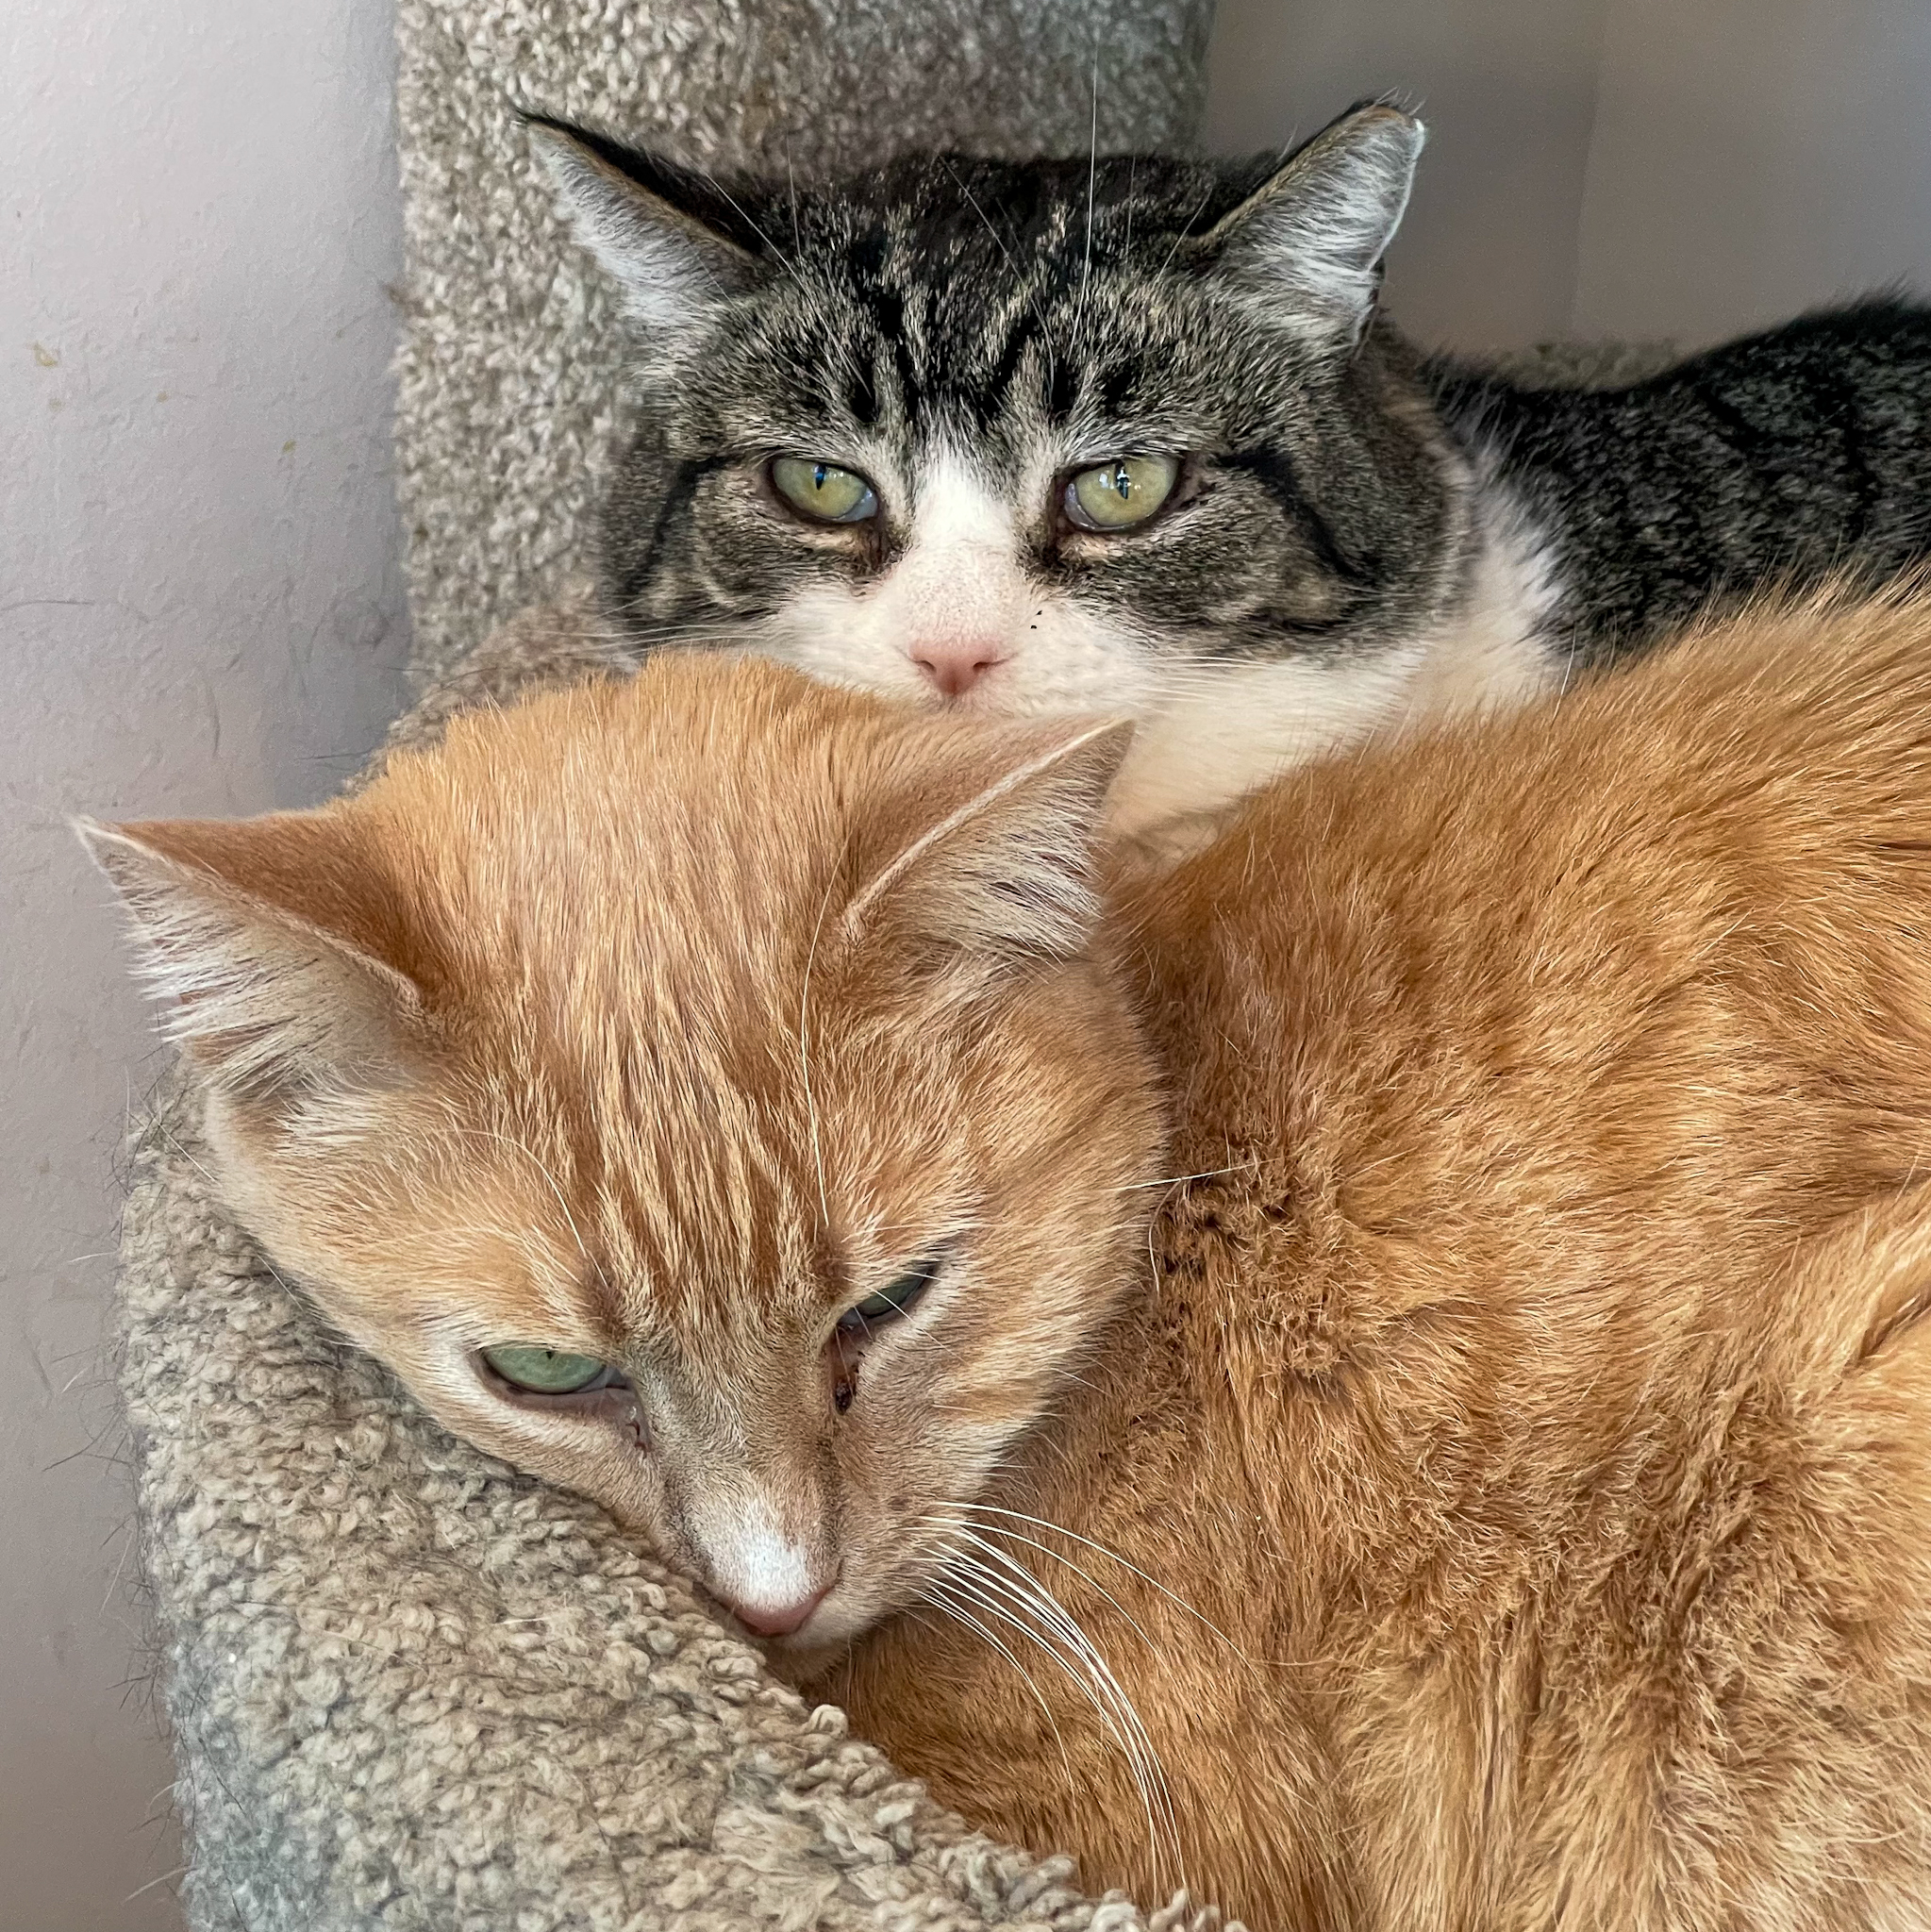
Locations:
754;152;1257;416
537;106;1477;832
660;150;1294;463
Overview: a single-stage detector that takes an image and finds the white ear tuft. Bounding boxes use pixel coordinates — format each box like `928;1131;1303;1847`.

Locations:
526;117;762;333
845;720;1134;967
77;817;424;1109
1202;104;1423;344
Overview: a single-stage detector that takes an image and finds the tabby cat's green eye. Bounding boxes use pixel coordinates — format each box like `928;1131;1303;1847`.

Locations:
770;457;880;525
1063;454;1180;532
481;1343;614;1396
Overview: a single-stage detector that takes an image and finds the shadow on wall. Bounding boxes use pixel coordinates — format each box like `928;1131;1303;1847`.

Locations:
1207;0;1931;353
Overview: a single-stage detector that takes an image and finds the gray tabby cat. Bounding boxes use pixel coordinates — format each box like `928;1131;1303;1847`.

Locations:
532;103;1931;837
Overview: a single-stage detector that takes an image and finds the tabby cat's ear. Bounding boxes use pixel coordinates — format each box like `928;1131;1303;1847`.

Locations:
525;114;769;330
77;813;426;1111
845;719;1134;969
1196;102;1423;344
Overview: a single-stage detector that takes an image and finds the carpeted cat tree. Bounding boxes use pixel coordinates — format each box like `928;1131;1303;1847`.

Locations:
117;3;1224;1926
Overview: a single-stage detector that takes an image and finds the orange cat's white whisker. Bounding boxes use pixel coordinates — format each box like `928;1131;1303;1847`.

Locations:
924;1522;1181;1880
928;1565;1128;1820
942;1499;1250;1660
929;1514;1169;1669
936;1521;1190;1877
932;1523;1180;1848
915;1579;1076;1786
1110;1161;1254;1192
930;1547;1169;1866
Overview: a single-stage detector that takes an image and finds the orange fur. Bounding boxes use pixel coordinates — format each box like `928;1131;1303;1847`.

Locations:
86;664;1160;1650
842;587;1931;1926
89;587;1931;1928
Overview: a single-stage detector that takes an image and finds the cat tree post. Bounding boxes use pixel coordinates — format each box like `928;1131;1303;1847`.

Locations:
119;5;1224;1927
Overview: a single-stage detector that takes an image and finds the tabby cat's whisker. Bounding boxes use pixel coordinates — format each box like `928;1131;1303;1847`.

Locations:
1072;46;1100;341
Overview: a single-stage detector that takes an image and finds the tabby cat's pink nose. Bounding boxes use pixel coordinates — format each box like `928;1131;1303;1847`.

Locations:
724;1579;832;1640
910;637;1007;699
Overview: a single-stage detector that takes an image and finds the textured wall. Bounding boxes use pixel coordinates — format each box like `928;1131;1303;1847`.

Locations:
0;1;408;1924
1208;0;1931;354
1573;0;1931;344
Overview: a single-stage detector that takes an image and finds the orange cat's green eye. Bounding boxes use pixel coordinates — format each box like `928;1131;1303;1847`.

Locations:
482;1343;614;1395
837;1256;942;1340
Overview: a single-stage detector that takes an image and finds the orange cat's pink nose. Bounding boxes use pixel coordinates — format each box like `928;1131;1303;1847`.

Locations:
725;1579;833;1640
909;636;1007;699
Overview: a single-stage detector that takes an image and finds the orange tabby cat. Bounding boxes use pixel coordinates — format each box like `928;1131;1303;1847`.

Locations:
89;588;1931;1929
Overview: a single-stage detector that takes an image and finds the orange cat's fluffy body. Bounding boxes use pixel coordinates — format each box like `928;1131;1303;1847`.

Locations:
90;590;1931;1930
840;588;1931;1928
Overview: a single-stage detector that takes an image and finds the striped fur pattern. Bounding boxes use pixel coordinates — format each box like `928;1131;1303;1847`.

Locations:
538;104;1931;839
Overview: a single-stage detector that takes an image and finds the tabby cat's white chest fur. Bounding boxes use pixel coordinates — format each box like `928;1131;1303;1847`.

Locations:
1107;497;1561;840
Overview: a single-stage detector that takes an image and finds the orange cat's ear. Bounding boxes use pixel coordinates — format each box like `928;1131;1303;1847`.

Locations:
844;718;1133;967
76;812;428;1109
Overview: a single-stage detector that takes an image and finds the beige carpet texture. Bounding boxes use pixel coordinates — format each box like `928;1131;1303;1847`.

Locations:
122;3;1231;1925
